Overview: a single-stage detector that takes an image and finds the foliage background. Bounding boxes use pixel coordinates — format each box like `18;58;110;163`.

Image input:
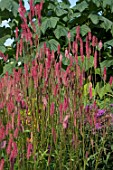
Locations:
0;0;113;79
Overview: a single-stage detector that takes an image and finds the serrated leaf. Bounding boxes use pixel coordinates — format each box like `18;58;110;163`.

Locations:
48;3;55;10
99;16;112;31
88;14;99;24
100;59;113;68
104;39;113;48
55;6;67;16
73;1;88;12
80;24;91;36
41;17;59;34
0;0;19;17
98;84;112;99
48;39;59;52
54;25;68;39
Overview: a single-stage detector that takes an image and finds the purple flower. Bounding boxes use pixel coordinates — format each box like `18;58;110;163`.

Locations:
96;109;105;118
95;123;102;130
110;104;113;107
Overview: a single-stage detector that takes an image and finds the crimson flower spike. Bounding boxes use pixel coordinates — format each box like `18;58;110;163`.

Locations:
76;25;80;39
103;67;107;82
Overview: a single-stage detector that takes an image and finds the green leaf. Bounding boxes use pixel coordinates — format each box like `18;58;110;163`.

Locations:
88;14;99;25
100;59;113;68
41;17;59;34
48;39;59;52
0;35;10;46
62;56;70;66
104;39;113;48
0;0;19;17
80;24;91;36
99;16;112;31
98;84;112;99
103;0;112;8
0;46;6;53
54;25;68;39
3;61;16;75
92;0;101;7
95;68;101;75
55;6;68;16
73;1;88;12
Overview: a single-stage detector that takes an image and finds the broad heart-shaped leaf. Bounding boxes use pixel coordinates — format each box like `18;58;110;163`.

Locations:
100;59;113;68
41;17;59;34
99;16;113;32
0;35;10;46
0;0;19;17
80;24;91;37
54;25;68;39
47;39;59;52
73;1;88;12
54;6;68;16
88;14;99;25
98;84;112;99
104;39;113;48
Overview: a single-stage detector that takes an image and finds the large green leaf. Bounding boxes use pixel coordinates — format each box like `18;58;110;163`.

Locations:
97;84;112;99
99;16;113;31
104;39;113;48
47;39;59;52
103;0;113;9
73;1;88;12
80;24;91;36
88;14;99;25
100;59;113;68
55;6;68;16
54;25;68;39
92;0;101;7
0;0;19;17
41;17;59;34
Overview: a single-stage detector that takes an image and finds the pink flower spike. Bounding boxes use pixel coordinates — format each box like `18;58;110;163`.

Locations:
98;40;102;50
94;50;97;69
103;67;107;82
109;76;113;86
50;102;55;116
89;83;93;99
0;158;5;170
27;143;33;160
63;115;70;129
67;31;71;40
76;26;80;39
